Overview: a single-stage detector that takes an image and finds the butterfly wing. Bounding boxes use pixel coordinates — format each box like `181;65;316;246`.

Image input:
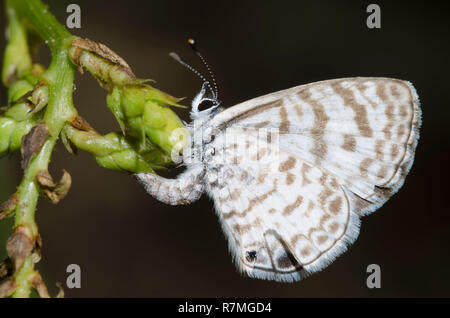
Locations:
210;77;421;216
205;127;358;281
204;77;420;281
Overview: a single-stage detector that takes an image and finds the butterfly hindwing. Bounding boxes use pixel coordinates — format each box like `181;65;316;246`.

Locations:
204;126;358;282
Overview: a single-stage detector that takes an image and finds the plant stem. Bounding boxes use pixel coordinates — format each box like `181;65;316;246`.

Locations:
9;0;72;53
6;0;77;298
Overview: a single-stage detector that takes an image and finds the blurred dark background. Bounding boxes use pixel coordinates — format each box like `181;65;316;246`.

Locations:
0;0;449;297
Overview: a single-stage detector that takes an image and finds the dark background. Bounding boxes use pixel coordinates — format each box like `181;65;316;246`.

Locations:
0;0;449;297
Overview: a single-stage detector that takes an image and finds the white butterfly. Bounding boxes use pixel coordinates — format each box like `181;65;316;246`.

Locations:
136;77;421;282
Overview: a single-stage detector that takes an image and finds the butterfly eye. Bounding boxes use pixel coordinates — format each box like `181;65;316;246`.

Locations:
197;99;216;112
245;251;257;262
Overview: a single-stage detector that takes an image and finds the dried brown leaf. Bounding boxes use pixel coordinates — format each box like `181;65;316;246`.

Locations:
70;116;96;132
30;273;50;298
21;122;50;170
6;226;35;270
37;170;72;204
0;280;16;298
72;37;132;71
36;170;56;188
0;194;18;220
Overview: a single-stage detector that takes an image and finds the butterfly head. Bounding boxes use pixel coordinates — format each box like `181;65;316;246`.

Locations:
190;81;221;121
170;39;221;122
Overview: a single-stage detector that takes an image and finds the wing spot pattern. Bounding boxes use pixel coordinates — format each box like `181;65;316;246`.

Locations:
332;82;373;138
286;172;295;185
279;107;290;133
222;180;278;219
342;134;356;152
282;195;304;216
383;104;395;140
359;158;374;178
298;90;329;162
329;197;342;215
279;157;296;172
375;139;385;160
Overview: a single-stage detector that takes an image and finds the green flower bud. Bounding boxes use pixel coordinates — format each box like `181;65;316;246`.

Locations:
68;38;190;163
72;49;135;88
0;117;16;155
4;102;34;121
9;120;36;151
2;6;32;87
121;86;145;118
0;100;40;157
106;87;126;134
118;85;188;156
63;125;168;173
0;115;37;157
7;79;33;104
95;148;153;173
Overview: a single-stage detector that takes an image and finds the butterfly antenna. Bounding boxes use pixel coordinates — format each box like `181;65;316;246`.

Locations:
187;38;219;100
169;52;215;98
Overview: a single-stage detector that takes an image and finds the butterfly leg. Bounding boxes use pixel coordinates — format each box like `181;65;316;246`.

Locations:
135;166;205;205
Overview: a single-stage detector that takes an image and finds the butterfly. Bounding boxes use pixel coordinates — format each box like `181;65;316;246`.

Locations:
136;75;421;282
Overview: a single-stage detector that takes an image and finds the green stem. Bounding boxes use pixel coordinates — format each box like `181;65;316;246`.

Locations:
6;0;76;298
9;0;72;53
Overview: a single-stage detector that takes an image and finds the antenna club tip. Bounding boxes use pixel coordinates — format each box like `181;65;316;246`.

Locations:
169;52;182;62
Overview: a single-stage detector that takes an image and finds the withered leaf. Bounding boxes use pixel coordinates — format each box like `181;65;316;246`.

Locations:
6;226;35;270
21;122;50;170
30;273;50;298
0;194;18;220
36;170;56;188
37;170;72;204
70;116;96;132
71;38;135;77
0;280;16;298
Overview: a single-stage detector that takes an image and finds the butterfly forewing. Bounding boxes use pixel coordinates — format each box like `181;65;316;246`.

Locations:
211;77;420;213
